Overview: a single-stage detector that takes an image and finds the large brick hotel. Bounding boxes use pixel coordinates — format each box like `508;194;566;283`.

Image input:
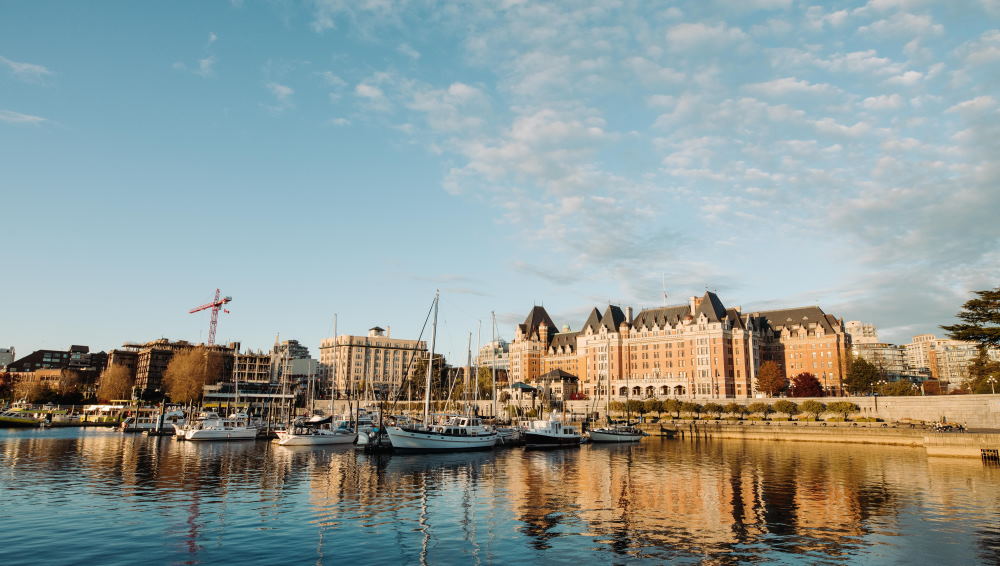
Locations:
509;292;852;400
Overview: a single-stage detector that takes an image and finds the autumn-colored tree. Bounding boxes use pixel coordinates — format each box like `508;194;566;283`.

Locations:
747;401;775;419
163;347;226;403
702;402;724;418
756;361;787;397
14;380;50;403
826;401;860;420
724;402;748;418
663;398;681;418
773;400;800;419
800;400;826;420
644;398;664;417
789;372;824;397
97;364;135;402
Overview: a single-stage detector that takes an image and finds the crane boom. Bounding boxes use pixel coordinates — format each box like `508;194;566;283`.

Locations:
189;288;232;345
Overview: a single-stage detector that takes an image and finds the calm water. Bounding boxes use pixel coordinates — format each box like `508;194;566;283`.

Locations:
1;428;998;565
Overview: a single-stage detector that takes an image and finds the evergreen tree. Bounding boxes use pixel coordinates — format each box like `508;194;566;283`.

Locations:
844;357;883;395
941;286;1000;348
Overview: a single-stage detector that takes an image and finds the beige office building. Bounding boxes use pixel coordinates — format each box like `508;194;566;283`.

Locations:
318;326;427;398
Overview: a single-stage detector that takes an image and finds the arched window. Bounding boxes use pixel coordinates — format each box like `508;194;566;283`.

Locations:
619;386;627;396
632;386;641;396
645;386;655;397
660;385;669;395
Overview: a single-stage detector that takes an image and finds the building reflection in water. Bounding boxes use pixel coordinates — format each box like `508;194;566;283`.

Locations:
2;429;999;564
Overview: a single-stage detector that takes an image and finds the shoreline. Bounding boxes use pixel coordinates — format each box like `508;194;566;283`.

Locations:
646;420;1000;459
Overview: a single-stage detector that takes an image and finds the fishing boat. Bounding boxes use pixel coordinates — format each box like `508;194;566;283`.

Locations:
386;292;499;453
588;423;644;443
182;411;257;441
387;414;498;453
276;417;356;446
0;408;44;427
120;408;186;433
523;411;581;448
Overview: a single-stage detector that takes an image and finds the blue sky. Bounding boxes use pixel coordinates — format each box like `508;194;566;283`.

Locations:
2;0;999;363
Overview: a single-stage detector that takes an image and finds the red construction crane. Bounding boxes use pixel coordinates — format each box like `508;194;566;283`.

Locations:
189;288;232;345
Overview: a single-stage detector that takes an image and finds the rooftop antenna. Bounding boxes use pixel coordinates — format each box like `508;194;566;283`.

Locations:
662;273;668;307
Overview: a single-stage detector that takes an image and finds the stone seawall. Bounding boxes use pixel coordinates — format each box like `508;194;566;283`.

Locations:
647;421;1000;459
562;394;1000;429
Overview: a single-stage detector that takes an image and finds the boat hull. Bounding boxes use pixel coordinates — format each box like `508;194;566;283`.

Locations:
0;416;42;428
524;432;581;449
276;432;356;446
588;429;643;443
386;426;497;453
184;428;258;441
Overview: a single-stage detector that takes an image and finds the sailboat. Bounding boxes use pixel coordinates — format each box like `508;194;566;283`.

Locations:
386;291;499;453
588;339;643;443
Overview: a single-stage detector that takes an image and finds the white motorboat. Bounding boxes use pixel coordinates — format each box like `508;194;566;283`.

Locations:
276;418;356;446
588;424;644;443
386;415;499;453
183;411;257;441
120;409;186;433
523;411;581;448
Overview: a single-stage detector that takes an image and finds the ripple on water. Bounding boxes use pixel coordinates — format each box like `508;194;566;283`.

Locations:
2;432;1000;564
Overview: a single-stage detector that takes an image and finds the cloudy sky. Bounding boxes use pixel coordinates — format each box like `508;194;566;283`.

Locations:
2;0;998;363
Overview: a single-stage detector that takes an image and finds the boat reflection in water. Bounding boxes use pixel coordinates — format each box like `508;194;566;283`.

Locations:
2;428;999;565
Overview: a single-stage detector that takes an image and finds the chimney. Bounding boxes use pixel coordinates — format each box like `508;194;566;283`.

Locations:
387;325;391;338
625;306;633;325
689;296;697;316
539;322;549;342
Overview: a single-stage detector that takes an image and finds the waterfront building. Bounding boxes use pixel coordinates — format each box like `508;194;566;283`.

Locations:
903;334;998;388
851;342;912;379
845;321;879;345
233;348;272;384
752;307;852;396
6;345;107;375
0;346;15;368
318;326;427;399
476;339;510;372
114;339;234;398
509;292;851;400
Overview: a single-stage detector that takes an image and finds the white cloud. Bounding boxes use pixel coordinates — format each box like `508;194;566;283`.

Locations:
744;77;839;97
861;93;904;110
265;82;294;112
328;117;351;126
0;55;53;83
885;70;923;85
858;13;943;37
397;43;420;60
665;22;747;51
355;82;391;112
813;117;872;137
195;56;216;77
209;32;218;44
946;96;997;114
0;109;47;124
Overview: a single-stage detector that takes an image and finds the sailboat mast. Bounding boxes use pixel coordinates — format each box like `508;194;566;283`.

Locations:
465;331;473;415
491;312;497;420
422;291;439;424
330;314;337;417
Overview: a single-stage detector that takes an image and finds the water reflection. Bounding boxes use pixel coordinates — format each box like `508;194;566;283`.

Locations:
1;429;998;565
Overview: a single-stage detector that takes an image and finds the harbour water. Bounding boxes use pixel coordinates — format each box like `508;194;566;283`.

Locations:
1;428;998;565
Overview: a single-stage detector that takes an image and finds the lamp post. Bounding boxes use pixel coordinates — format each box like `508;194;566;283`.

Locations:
988;376;997;395
874;380;886;411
